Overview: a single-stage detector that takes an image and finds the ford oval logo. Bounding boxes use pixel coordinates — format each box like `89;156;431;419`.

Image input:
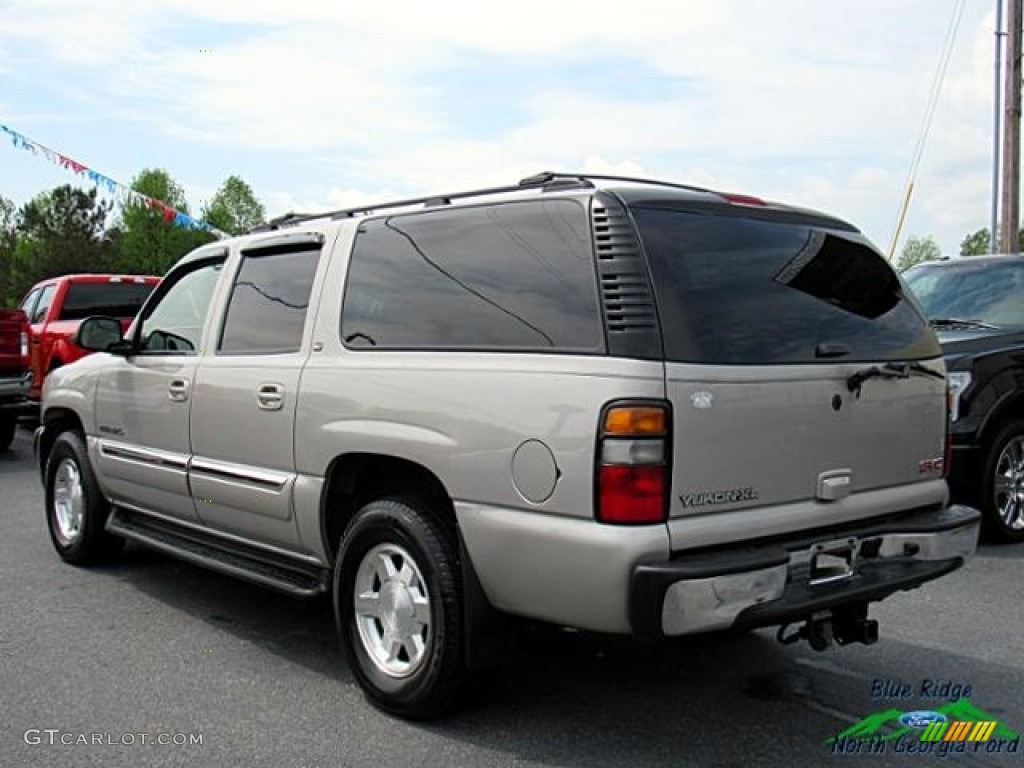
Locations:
899;711;948;728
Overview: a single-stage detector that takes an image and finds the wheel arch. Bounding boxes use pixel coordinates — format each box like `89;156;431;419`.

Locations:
37;407;85;478
320;452;508;671
320;452;455;562
977;391;1024;446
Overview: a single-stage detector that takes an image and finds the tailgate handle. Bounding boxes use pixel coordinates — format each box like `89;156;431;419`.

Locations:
817;469;852;502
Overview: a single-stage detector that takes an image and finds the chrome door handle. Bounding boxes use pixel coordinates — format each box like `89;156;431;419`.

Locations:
168;378;190;402
256;382;284;411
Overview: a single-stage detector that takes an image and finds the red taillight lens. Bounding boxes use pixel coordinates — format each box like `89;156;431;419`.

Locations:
596;402;670;525
598;465;665;524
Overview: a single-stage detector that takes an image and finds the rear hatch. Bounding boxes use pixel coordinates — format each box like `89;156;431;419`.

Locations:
0;309;29;376
626;200;946;546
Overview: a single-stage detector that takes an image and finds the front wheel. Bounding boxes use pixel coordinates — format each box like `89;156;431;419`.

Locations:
980;419;1024;543
334;498;466;719
44;431;124;564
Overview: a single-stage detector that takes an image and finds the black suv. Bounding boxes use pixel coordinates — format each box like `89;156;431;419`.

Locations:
904;255;1024;542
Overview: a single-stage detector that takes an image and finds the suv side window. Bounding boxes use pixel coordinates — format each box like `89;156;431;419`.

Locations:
218;247;320;354
340;199;603;352
138;260;223;354
30;285;56;324
20;287;41;319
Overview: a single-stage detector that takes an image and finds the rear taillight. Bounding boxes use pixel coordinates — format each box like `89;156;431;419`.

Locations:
19;330;29;365
596;402;670;524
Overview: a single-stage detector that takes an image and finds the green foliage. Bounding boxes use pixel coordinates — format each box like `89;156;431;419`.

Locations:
960;228;990;256
0;195;17;306
1;169;264;302
6;186;118;303
202;175;265;235
897;235;941;272
114;168;216;276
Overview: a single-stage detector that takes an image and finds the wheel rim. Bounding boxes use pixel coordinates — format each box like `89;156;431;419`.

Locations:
353;542;432;678
993;435;1024;531
53;458;85;546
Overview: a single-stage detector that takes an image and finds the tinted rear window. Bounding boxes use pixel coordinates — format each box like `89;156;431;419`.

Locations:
632;207;939;364
59;281;155;321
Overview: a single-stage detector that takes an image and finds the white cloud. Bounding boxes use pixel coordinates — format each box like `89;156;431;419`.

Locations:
0;0;1000;257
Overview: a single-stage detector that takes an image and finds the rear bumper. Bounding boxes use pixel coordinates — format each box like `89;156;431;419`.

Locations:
629;504;980;639
0;372;32;412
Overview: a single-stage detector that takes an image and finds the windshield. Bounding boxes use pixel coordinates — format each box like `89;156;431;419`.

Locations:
903;260;1024;327
632;207;939;364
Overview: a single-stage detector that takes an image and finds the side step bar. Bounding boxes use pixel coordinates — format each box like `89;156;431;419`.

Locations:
106;507;330;598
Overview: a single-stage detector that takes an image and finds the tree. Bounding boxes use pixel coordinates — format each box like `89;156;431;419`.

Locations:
7;185;117;301
960;228;990;257
202;175;265;236
0;195;17;306
115;168;216;276
897;235;941;272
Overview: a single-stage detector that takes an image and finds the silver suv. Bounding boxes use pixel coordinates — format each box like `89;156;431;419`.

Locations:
35;173;980;718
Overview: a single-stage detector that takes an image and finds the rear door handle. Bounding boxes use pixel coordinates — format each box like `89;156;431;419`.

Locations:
168;378;190;402
256;382;284;411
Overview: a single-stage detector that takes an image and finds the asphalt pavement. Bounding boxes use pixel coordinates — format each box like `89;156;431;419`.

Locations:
1;426;1022;767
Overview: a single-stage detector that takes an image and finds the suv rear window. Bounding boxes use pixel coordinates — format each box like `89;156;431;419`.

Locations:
59;281;155;321
632;207;939;364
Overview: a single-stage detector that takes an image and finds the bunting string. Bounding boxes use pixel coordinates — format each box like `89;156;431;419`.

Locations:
1;122;227;238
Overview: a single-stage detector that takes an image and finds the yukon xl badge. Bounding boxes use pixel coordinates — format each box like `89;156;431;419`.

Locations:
680;487;759;508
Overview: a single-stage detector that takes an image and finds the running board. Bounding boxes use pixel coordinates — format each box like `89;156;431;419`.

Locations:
106;507;330;598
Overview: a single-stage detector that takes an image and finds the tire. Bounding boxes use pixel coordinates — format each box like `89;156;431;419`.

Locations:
978;419;1024;543
334;498;466;719
0;414;14;452
44;430;124;564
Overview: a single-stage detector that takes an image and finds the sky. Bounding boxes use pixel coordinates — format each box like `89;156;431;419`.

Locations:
0;0;1003;259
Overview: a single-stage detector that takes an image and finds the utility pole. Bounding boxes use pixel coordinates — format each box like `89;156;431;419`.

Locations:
1000;0;1022;253
992;0;1005;253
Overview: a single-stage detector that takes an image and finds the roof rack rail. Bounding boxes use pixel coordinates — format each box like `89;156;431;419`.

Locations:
520;171;715;196
245;171;713;234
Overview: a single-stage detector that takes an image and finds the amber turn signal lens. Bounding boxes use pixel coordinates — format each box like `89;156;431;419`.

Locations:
603;406;666;435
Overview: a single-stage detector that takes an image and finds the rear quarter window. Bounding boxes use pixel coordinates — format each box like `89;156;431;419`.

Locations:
340;199;603;352
632;207;939;364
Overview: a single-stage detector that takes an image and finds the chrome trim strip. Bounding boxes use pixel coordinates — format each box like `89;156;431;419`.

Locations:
190;456;290;490
112;502;324;566
98;440;189;471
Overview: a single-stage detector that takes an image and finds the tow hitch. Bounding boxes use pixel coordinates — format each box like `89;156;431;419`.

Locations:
777;605;878;651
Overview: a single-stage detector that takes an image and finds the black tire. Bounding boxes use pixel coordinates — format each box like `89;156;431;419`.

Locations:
978;419;1024;543
44;430;124;564
0;414;14;452
334;498;466;719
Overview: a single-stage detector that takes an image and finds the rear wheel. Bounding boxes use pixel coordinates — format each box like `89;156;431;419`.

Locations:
334;498;466;719
0;414;14;451
979;419;1024;543
45;430;124;564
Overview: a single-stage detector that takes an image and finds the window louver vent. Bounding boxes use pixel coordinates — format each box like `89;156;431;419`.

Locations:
590;197;661;359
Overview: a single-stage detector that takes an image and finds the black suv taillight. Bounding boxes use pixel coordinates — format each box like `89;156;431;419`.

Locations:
595;402;670;524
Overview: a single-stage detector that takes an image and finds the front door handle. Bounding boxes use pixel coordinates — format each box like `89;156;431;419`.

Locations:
168;378;190;402
256;382;284;411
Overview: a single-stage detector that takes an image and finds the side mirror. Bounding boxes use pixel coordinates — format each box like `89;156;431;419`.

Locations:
76;316;130;354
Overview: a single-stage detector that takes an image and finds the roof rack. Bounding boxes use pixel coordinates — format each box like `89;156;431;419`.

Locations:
246;171;716;233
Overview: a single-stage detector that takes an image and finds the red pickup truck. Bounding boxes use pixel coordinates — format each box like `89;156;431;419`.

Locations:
20;274;160;401
0;308;31;450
